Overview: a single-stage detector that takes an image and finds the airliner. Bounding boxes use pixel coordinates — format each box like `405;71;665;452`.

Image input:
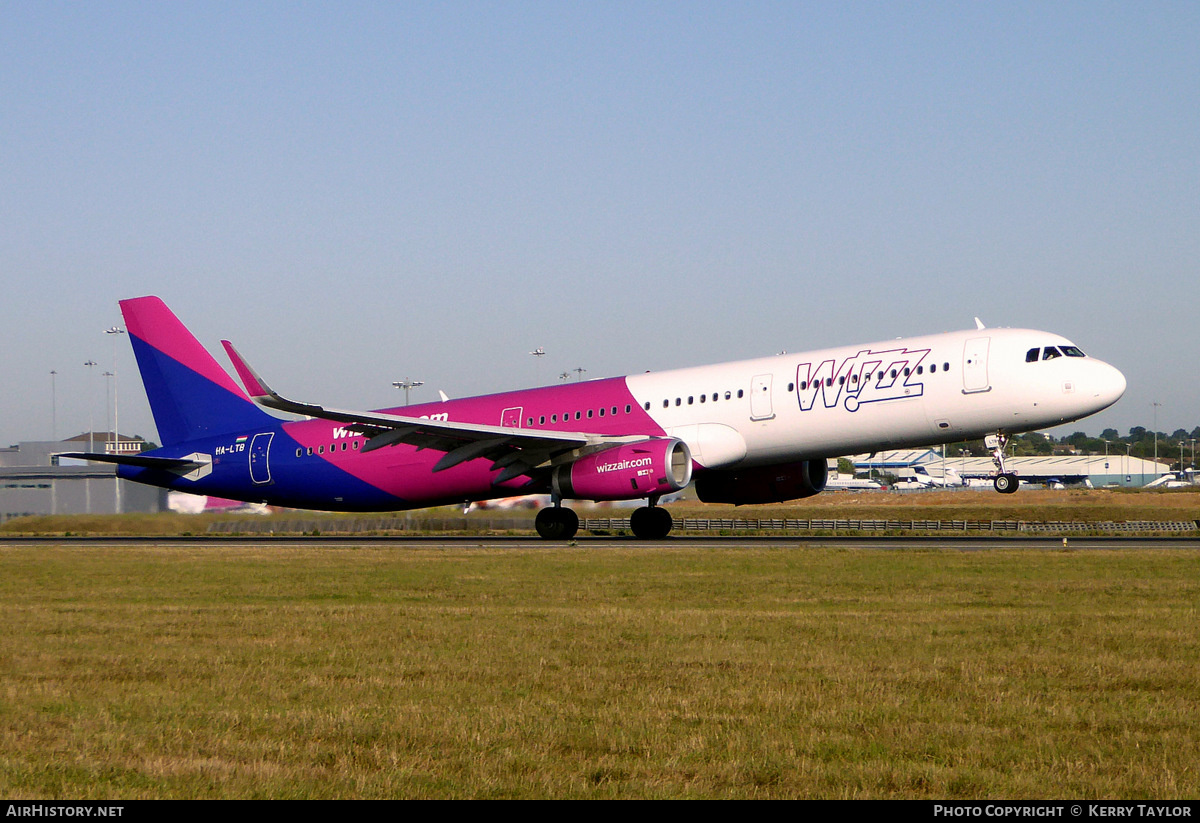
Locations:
67;297;1126;539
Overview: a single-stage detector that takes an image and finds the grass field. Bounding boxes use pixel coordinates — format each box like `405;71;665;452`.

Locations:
2;542;1198;798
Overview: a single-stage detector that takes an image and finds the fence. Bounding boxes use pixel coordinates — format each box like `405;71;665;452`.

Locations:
204;517;1200;535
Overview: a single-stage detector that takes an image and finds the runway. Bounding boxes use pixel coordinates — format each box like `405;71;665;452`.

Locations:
2;534;1198;550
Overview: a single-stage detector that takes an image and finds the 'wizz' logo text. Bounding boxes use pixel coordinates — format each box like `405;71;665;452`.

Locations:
797;347;930;413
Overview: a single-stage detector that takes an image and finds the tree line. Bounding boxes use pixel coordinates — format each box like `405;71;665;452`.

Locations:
942;426;1200;470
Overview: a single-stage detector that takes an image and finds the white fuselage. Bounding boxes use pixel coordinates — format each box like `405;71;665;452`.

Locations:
626;327;1126;470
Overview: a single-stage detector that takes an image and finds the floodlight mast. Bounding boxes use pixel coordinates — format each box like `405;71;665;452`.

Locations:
392;378;424;406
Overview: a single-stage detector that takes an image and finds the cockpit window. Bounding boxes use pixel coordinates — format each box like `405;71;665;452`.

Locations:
1026;348;1039;363
1042;346;1062;360
1061;346;1085;357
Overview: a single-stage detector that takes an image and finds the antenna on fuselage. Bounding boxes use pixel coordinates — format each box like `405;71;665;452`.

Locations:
974;317;986;330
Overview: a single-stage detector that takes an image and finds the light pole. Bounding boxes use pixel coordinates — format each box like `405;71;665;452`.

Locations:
1152;401;1162;477
530;347;545;385
50;370;58;441
84;361;98;452
103;372;114;449
84;359;98;513
392;379;424;406
105;326;126;513
105;327;124;453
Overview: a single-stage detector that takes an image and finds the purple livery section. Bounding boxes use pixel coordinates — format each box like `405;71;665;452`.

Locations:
117;296;679;517
90;296;1125;539
277;378;669;507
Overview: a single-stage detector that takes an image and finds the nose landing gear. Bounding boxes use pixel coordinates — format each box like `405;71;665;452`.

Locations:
986;433;1020;494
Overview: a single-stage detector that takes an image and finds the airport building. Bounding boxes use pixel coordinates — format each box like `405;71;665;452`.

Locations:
0;435;166;522
849;449;1177;489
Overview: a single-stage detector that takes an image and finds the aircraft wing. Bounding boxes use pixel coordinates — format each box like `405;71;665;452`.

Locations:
221;341;620;482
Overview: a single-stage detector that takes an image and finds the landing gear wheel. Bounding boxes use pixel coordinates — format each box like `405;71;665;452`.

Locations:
630;506;673;539
535;506;579;539
993;473;1019;494
987;433;1019;495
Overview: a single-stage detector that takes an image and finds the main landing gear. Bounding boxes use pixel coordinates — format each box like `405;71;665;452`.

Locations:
535;503;579;540
534;497;675;540
629;499;673;539
986;433;1020;494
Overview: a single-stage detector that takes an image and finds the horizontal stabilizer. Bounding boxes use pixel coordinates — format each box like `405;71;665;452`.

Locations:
59;452;206;471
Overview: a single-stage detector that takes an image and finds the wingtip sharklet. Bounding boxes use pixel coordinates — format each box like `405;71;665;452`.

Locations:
221;340;272;399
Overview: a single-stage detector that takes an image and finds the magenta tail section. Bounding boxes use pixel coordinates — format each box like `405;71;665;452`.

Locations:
121;296;275;445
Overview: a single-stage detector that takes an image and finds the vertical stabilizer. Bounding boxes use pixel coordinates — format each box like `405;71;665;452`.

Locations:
121;296;275;445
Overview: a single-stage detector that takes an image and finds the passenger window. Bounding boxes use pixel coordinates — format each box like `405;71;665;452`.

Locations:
737;390;744;398
353;441;359;450
599;408;605;416
930;363;936;373
725;391;732;400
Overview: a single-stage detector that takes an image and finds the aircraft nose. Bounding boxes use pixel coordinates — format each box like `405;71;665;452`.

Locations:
1093;359;1127;409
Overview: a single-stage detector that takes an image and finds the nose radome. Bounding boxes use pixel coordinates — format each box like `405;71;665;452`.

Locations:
1094;360;1127;409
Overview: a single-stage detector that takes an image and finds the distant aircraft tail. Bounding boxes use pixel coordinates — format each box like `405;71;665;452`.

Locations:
121;296;277;445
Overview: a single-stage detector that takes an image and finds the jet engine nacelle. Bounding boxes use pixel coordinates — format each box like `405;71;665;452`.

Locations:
551;438;693;502
694;459;828;505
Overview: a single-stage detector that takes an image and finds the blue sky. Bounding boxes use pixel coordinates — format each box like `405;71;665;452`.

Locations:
2;2;1197;446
